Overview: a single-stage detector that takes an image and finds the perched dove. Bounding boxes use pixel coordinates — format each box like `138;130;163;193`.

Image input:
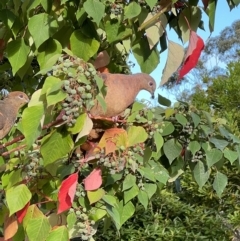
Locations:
90;73;156;118
0;91;29;139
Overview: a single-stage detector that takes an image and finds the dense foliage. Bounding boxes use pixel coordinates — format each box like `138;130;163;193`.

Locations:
0;0;240;241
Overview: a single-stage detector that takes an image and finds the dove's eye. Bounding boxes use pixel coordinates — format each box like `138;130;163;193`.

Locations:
149;82;154;86
19;94;24;99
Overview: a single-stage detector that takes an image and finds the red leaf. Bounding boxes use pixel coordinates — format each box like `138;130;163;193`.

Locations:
16;201;30;223
84;168;102;191
174;1;185;8
202;0;210;9
57;172;78;214
178;31;204;80
4;215;18;240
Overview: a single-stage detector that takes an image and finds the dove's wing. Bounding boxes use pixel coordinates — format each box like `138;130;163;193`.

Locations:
0;101;6;130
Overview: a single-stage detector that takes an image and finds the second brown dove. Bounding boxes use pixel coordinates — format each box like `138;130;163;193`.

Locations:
90;73;156;118
0;91;29;139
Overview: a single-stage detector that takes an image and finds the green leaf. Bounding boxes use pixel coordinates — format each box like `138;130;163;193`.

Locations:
209;137;229;151
96;94;107;114
206;148;223;167
165;108;175;118
17;54;33;79
230;134;240;144
207;0;217;32
46;226;69;241
28;13;58;48
26;217;51;241
70;30;100;61
94;74;106;94
102;195;118;207
87;189;105;204
218;126;231;139
124;184;139;203
106;173;123;186
232;0;240;5
179;6;202;43
223;149;238;164
132;37;159;74
161;121;175;136
193;161;210;189
40;0;52;12
154;166;169;184
41;76;61;95
119;201;135;227
153;131;163;153
2;169;22;189
6;39;30;75
213;172;227;197
190;112;201;127
139;167;156;182
6;184;32;216
158;94;171;107
22;104;44;148
46;89;67;107
175;113;188;126
83;0;105;26
122;174;136;191
26;0;42;16
57;164;75;180
37;38;62;72
106;200;135;230
144;183;157;199
137;190;149;210
106;205;121;230
90;206;107;221
105;19;132;44
67;113;86;135
127;126;148;147
188;141;201;156
145;0;158;9
131;102;145;113
163;139;182;164
143;147;152;164
0;9;16;29
41;130;74;166
124;2;141;20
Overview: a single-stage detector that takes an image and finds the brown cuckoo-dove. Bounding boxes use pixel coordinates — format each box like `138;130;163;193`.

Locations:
0;91;29;139
90;73;156;118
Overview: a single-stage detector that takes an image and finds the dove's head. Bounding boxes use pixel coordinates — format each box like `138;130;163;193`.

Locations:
139;73;156;99
6;91;29;108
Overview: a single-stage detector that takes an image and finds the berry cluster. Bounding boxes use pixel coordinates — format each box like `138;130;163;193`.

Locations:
137;0;148;8
152;5;161;14
110;3;123;16
51;56;101;127
191;150;205;163
14;147;45;179
70;152;85;170
68;207;96;240
148;121;165;137
96;143;145;174
96;148;125;174
23;150;45;178
182;122;194;135
75;184;86;198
